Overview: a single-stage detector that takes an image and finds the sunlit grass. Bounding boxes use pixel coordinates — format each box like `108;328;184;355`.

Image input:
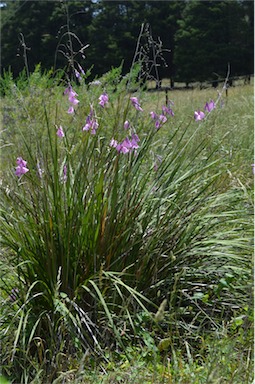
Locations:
143;83;253;189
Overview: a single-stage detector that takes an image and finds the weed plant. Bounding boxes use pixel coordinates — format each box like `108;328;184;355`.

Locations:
0;67;253;383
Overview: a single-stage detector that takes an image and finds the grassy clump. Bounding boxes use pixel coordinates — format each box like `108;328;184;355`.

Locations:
0;67;253;383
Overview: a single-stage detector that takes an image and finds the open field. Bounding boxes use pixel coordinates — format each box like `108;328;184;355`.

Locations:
0;69;253;383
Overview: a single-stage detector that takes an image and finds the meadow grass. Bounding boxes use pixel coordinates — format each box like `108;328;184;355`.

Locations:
0;68;253;383
143;84;253;184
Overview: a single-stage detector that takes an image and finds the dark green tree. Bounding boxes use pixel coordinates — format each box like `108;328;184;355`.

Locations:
240;0;254;76
86;1;147;76
174;0;254;84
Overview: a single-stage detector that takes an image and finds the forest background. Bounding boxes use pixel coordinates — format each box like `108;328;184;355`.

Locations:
1;0;254;85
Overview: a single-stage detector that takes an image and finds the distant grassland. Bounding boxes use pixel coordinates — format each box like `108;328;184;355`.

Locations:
144;83;253;186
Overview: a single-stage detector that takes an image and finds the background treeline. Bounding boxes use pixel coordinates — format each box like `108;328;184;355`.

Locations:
1;0;254;84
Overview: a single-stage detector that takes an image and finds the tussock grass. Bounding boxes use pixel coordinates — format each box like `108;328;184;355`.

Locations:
0;68;253;383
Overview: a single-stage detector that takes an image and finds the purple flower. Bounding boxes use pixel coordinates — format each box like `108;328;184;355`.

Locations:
130;96;143;112
65;86;76;97
150;111;158;120
130;133;140;149
204;99;215;113
115;133;140;154
64;85;79;113
124;120;130;130
194;110;205;121
64;86;70;96
15;157;29;177
99;92;109;107
56;125;65;138
162;105;174;116
75;69;81;80
90;120;99;135
68;88;79;105
157;115;167;128
64;85;77;99
74;64;85;81
116;143;129;154
16;157;27;167
155;120;161;129
110;138;118;148
121;137;132;150
69;95;79;105
83;120;90;132
68;106;74;114
83;118;99;135
82;106;99;135
77;64;85;75
75;65;85;81
15;166;28;177
151;111;167;129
